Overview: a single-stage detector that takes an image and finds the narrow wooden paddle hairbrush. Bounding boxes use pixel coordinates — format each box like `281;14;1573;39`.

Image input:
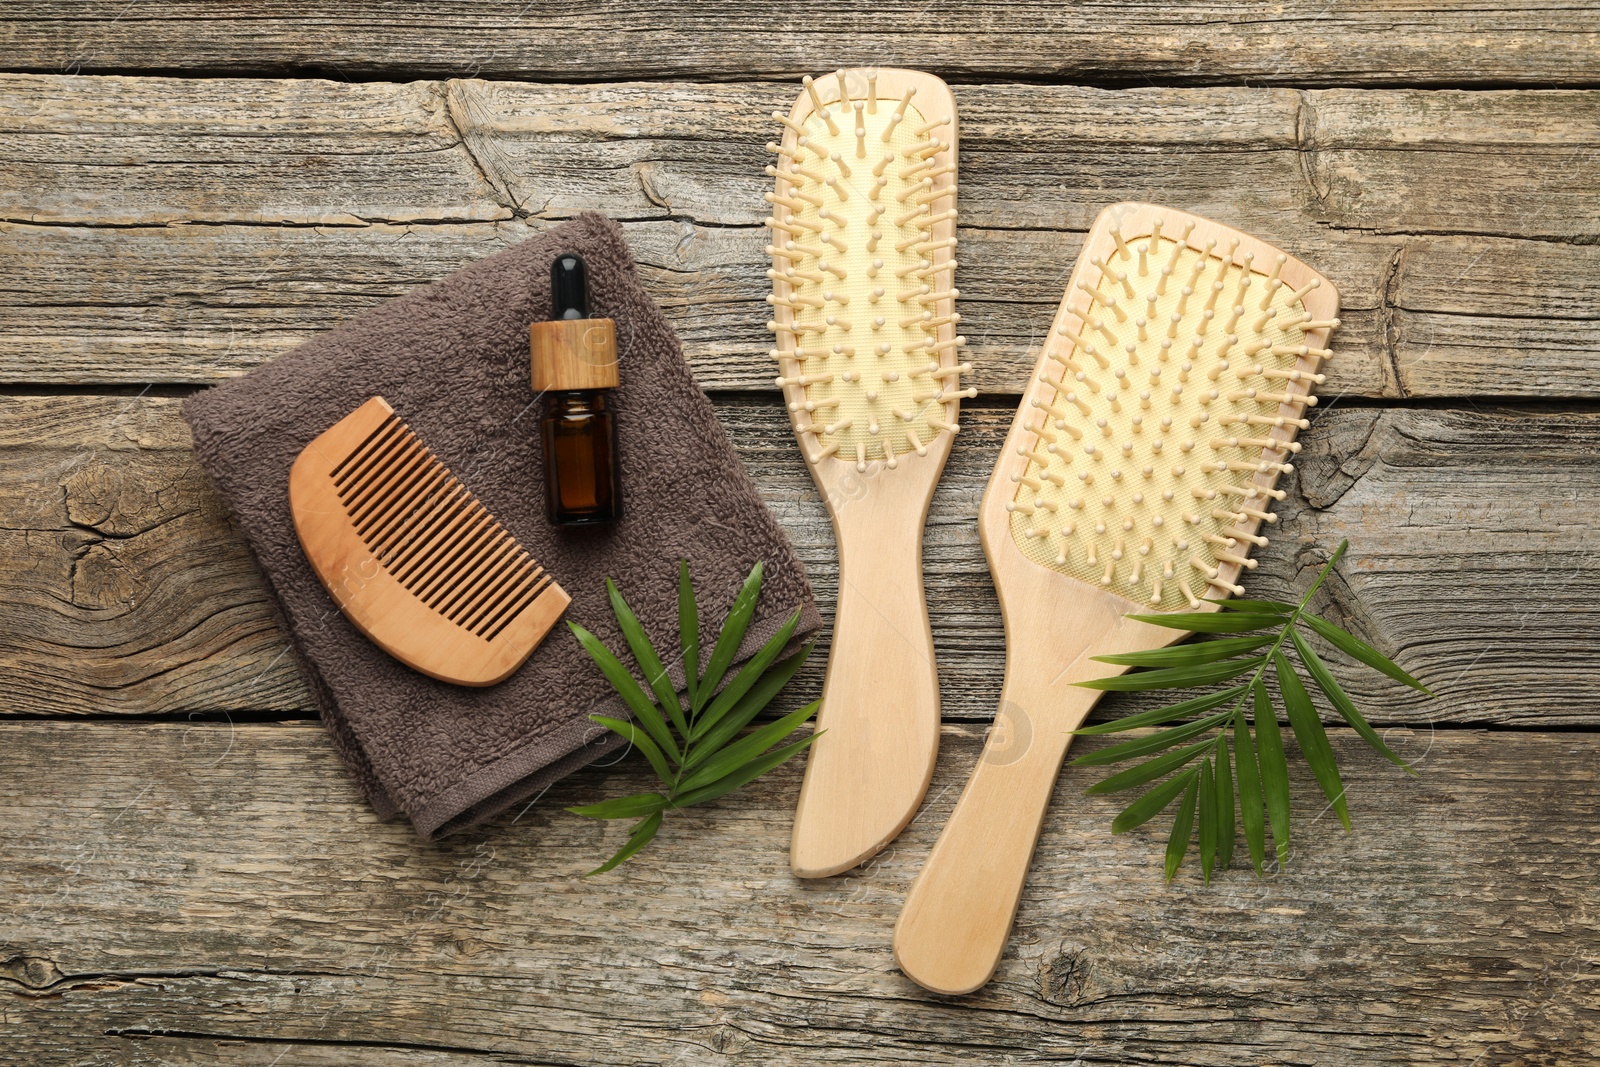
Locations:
894;203;1340;994
289;396;570;686
765;68;972;878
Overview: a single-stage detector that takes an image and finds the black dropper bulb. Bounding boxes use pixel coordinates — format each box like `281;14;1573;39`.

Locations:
551;253;589;320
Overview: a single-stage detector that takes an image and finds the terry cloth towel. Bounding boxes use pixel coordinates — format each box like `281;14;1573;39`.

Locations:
184;214;821;840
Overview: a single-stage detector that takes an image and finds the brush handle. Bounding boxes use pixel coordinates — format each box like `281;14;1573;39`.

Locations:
894;659;1102;994
790;487;942;879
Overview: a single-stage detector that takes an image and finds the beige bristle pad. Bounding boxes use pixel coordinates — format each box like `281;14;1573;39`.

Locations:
768;69;966;469
1007;204;1340;609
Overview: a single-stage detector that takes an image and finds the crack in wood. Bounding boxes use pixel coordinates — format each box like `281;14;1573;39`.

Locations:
1377;244;1410;399
438;79;528;221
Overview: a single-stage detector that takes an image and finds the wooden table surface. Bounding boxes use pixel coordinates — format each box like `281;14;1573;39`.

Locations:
3;5;1598;1064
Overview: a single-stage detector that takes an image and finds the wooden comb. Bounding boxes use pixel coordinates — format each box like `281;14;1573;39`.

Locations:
289;396;570;686
765;68;972;878
894;203;1340;994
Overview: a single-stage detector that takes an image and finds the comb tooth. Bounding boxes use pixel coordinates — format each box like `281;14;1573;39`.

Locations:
450;551;530;633
400;501;488;598
379;465;473;563
331;414;401;484
461;537;538;624
387;482;473;580
354;457;442;555
881;88;913;141
482;572;552;643
412;505;501;604
392;482;490;584
1110;228;1132;261
333;415;404;487
1286;279;1321;306
338;421;414;506
772;111;807;136
475;565;545;639
347;436;433;533
364;456;453;552
452;543;533;629
341;422;423;507
437;531;523;621
1259;254;1287;310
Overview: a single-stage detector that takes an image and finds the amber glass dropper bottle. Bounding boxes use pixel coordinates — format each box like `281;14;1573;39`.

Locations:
529;253;623;525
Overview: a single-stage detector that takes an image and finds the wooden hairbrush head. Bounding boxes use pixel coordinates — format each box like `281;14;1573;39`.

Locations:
289;396;570;687
765;68;971;878
895;203;1340;994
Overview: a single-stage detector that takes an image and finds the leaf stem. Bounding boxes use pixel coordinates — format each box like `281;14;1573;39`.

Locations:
1216;539;1350;738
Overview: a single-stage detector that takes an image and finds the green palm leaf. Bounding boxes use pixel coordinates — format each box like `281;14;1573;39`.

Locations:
1071;711;1232;767
690;609;801;742
694;562;765;714
1208;598;1295;614
1091;633;1276;668
1253;681;1292;866
1125;612;1288;634
677;701;819;794
1214;733;1235;872
1166;774;1200;882
1075;685;1249;736
566;792;668;820
1112;767;1199;834
1085;737;1215;795
568;560;816;874
607;578;688;738
683;641;813;773
1075;655;1267;692
1198;758;1217;884
1275;650;1351;831
1291;629;1415;773
588;715;674;786
1303;614;1432;695
569;622;681;764
584;811;664;877
674;733;820;808
1231;708;1266;876
679;561;700;713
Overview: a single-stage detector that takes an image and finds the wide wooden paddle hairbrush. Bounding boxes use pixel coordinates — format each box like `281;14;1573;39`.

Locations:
289;396;570;686
894;203;1340;994
765;68;972;877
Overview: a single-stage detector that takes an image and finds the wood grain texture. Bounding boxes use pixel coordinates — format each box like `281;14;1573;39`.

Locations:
3;0;1598;85
3;74;1598;396
5;394;1599;727
1;15;1596;1062
3;720;1597;1065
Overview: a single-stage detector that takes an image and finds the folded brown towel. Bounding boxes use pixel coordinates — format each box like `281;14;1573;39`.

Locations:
184;214;820;840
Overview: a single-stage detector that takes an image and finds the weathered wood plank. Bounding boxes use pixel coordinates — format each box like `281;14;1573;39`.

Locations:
0;216;1394;397
2;74;1597;396
3;393;1597;726
4;721;1597;1065
4;1;1598;86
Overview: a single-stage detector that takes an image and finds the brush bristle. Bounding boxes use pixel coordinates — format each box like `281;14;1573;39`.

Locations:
767;70;968;471
1007;214;1337;609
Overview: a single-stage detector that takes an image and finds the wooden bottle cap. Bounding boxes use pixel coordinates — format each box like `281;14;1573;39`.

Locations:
530;317;620;391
